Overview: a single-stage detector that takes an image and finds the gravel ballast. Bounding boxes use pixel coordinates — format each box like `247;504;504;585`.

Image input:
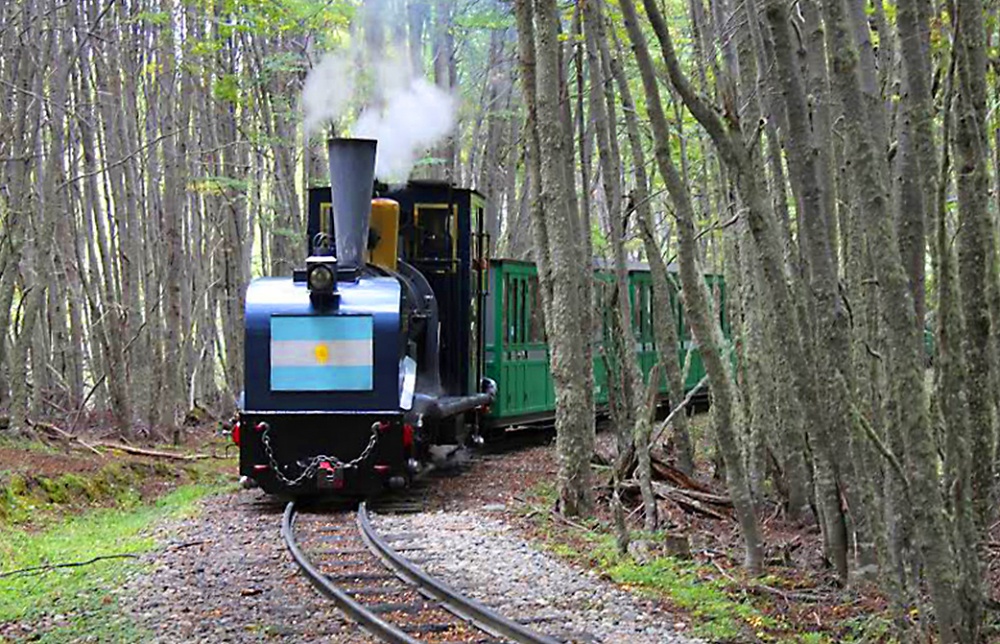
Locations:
83;440;699;643
372;509;700;644
115;492;375;643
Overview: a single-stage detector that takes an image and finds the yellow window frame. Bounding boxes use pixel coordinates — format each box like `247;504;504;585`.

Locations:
413;202;459;262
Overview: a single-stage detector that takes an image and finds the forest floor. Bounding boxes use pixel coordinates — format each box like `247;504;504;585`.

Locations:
0;420;238;643
492;415;1000;643
0;418;236;529
490;429;896;643
0;414;997;642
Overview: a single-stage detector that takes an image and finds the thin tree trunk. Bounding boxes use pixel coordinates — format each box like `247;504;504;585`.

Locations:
608;38;695;477
515;0;595;516
619;0;763;573
582;0;640;461
822;0;966;637
953;0;996;537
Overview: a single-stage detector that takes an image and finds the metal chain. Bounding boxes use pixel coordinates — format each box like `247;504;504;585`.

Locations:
260;422;380;487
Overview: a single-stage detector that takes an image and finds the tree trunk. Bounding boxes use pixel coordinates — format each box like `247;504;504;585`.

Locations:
582;0;640;460
822;0;966;638
619;0;763;573
953;0;996;537
763;0;858;580
608;38;695;477
514;0;595;516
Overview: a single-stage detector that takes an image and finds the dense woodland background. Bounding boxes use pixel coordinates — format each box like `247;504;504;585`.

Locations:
2;0;1000;640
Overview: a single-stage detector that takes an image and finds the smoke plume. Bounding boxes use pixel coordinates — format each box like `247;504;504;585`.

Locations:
301;54;355;135
354;74;455;180
300;50;456;182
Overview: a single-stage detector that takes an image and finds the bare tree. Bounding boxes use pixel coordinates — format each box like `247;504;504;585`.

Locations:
619;0;763;573
514;0;596;516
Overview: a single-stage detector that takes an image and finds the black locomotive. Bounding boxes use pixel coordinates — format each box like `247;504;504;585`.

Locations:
236;138;495;495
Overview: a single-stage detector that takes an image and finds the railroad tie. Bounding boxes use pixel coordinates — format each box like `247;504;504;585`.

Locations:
366;600;435;614
404;622;463;634
316;559;368;567
326;571;398;582
346;586;414;596
312;534;360;543
316;547;369;555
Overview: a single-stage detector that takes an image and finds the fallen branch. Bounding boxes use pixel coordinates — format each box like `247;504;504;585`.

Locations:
649;455;715;493
0;553;139;579
550;508;593;533
649;374;710;448
94;442;208;461
32;420;103;456
620;479;730;505
710;560;826;603
621;479;733;520
661;490;731;521
661;485;732;507
166;540;207;551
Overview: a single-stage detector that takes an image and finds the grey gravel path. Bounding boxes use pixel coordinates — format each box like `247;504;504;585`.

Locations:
372;509;701;644
115;491;375;643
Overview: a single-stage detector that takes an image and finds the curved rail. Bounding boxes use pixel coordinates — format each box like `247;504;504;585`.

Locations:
358;502;562;644
281;501;420;644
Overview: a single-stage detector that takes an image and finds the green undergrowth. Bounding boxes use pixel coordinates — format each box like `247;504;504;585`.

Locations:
521;481;895;643
0;457;232;527
0;482;230;643
0;437;62;455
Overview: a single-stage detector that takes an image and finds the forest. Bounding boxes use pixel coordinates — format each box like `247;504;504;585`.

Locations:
1;0;999;641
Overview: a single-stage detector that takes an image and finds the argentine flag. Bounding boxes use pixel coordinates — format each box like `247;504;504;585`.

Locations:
270;316;374;391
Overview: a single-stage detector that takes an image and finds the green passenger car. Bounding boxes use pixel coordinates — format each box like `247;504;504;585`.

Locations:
482;258;728;430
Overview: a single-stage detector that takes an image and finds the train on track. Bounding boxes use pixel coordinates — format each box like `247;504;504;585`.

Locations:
236;137;726;496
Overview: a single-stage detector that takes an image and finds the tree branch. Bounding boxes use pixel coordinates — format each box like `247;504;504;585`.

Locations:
850;402;909;495
0;554;138;579
640;0;735;160
649;374;710;448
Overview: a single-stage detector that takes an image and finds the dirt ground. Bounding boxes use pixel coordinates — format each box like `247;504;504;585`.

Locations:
3;417;998;642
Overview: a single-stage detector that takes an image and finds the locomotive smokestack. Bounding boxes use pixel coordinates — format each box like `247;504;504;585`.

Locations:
328;137;377;279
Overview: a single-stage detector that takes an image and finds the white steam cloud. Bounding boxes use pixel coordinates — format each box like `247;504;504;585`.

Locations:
301;51;456;182
355;77;456;180
301;54;355;135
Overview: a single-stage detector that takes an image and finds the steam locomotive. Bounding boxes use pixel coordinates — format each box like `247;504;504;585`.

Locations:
235;138;498;495
236;137;722;496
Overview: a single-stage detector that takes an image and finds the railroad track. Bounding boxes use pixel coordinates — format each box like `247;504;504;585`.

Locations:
282;500;561;644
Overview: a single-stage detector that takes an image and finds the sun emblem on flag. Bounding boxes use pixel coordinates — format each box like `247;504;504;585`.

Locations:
314;343;330;365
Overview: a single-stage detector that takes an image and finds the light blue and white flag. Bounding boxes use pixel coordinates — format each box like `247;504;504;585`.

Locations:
270;316;374;391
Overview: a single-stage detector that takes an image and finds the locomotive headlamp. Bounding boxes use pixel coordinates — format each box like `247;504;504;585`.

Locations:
308;264;334;291
306;256;337;295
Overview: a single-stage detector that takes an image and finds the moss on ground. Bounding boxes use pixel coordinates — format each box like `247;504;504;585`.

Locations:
0;458;231;526
519;481;898;643
0;482;231;643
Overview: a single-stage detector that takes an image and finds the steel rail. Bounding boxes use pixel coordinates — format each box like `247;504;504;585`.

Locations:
357;502;562;644
281;501;420;644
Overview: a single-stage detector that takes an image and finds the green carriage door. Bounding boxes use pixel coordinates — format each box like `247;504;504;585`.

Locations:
500;269;550;417
524;274;549;412
500;272;523;414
